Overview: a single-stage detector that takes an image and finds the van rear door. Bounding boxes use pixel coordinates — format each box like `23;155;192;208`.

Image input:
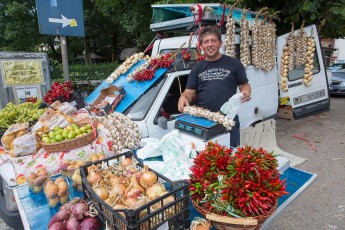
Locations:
276;24;330;119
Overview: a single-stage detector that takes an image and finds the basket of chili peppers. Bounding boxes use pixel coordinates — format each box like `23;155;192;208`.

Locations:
190;142;287;229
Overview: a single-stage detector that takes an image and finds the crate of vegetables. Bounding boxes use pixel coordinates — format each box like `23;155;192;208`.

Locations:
80;151;190;230
35;121;97;153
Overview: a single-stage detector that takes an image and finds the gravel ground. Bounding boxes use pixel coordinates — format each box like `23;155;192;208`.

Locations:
268;96;345;230
0;96;343;230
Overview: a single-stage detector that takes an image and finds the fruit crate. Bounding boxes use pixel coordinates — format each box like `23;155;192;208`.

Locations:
80;151;190;230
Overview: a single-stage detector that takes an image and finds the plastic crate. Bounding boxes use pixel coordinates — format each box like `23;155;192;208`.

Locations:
80;151;190;230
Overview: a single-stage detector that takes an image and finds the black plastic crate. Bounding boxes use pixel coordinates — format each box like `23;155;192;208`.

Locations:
80;151;190;230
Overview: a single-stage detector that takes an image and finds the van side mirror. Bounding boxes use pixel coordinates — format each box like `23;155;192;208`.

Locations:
157;116;168;129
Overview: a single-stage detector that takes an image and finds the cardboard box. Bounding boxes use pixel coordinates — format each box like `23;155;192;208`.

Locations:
278;105;294;120
87;85;126;116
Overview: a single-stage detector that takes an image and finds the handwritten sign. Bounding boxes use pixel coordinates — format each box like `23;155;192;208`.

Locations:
1;60;44;86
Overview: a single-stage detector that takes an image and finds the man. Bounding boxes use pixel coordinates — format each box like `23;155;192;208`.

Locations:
178;25;251;147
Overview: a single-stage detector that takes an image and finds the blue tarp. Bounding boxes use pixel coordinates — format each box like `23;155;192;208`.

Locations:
85;61;168;113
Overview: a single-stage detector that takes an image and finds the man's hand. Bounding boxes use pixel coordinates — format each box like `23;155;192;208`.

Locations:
241;91;251;102
178;95;189;112
239;82;251;103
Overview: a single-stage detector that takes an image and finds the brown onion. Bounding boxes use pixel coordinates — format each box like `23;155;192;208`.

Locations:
121;158;133;167
93;186;109;200
123;197;138;209
146;182;166;200
139;165;157;189
110;183;127;196
125;175;145;199
87;170;102;186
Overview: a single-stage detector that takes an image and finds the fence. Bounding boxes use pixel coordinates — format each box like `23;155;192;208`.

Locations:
51;62;119;82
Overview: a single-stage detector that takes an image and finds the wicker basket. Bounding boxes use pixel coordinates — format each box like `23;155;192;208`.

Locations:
192;199;278;230
35;122;97;153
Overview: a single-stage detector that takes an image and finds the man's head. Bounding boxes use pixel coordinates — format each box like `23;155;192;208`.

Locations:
200;25;223;61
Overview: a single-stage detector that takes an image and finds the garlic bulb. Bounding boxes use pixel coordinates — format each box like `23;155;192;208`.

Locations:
303;36;315;86
107;52;147;84
96;112;141;154
252;7;268;69
287;24;296;71
183;105;235;131
295;22;307;66
240;9;251;67
280;44;290;92
225;10;236;58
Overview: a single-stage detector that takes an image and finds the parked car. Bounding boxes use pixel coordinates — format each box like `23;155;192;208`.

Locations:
329;67;345;95
328;63;345;71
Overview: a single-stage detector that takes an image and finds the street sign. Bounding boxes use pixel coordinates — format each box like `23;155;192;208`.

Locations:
36;0;85;37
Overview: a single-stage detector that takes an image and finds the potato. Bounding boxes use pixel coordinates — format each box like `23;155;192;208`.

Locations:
34;175;48;186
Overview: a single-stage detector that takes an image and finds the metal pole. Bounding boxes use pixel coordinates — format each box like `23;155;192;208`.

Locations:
60;35;70;81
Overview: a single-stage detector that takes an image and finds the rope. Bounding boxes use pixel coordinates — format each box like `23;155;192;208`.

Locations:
292;134;318;153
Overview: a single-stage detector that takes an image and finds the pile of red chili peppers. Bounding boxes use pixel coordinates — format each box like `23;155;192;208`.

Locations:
190;141;288;218
133;53;175;82
44;81;73;104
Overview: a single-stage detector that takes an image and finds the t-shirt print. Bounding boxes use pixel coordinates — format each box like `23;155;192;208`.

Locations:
198;68;231;81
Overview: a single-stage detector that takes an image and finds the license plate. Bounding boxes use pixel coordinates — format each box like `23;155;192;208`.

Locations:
293;89;326;105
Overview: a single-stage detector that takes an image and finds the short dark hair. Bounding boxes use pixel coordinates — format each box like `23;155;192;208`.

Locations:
200;25;222;43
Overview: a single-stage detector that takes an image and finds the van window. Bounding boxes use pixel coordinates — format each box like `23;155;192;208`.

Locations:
288;49;320;81
124;76;166;121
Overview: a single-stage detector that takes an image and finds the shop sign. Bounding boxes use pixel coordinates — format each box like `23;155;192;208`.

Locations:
1;60;44;87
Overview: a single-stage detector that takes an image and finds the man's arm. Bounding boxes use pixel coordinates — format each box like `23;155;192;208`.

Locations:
178;89;195;112
239;82;251;102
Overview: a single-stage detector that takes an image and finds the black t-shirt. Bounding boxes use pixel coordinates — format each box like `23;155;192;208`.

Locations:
186;55;248;112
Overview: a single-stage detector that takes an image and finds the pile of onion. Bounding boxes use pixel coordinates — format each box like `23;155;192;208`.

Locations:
48;199;100;230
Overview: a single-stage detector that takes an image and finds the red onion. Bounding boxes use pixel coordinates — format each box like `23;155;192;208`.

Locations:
66;217;82;230
48;222;66;230
72;202;89;220
59;202;73;212
78;217;100;230
48;209;70;227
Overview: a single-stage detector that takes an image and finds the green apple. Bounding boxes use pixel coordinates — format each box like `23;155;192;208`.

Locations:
42;137;50;143
55;134;63;142
54;126;62;132
66;126;74;131
67;131;76;139
80;127;86;133
50;138;57;143
48;131;56;139
74;129;82;135
85;124;92;130
62;132;68;138
42;134;48;138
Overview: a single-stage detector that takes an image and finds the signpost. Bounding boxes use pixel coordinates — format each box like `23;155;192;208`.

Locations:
36;0;85;81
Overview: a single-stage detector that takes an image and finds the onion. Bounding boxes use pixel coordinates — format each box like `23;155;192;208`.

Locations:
93;186;109;200
146;183;166;200
66;217;81;230
110;183;127;196
48;209;70;227
78;217;100;230
125;175;145;199
86;170;102;186
71;202;89;220
123;197;138;209
109;176;126;186
113;204;127;217
139;165;157;189
121;158;132;167
59;202;73;212
48;222;66;230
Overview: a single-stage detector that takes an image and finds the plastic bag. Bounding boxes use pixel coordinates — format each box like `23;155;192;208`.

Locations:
220;93;243;120
12;133;37;157
136;138;161;160
157;130;188;162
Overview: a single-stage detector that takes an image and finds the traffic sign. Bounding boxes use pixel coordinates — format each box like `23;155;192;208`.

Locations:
36;0;85;37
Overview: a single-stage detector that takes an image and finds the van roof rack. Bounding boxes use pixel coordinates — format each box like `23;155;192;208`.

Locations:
150;3;259;33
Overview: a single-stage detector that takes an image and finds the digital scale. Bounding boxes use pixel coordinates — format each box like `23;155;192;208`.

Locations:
175;114;226;140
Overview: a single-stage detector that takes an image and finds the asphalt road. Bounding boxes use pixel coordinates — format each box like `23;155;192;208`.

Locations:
268;96;345;230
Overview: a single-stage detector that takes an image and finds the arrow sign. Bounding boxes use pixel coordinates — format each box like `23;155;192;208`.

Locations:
48;15;77;28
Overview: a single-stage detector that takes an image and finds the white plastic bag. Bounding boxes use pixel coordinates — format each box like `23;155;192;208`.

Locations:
220;93;243;120
136;138;161;160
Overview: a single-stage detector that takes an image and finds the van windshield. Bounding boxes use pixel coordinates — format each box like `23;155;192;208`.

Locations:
124;76;166;121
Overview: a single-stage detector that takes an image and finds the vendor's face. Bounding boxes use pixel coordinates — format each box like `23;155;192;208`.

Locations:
201;33;222;61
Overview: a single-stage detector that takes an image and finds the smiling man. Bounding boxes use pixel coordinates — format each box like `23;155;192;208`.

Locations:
178;25;251;147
